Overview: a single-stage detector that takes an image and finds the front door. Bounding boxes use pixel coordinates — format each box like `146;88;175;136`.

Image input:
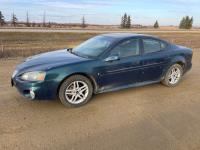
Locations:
97;38;142;91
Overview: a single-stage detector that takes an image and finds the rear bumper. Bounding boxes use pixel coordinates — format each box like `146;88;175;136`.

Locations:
11;78;57;100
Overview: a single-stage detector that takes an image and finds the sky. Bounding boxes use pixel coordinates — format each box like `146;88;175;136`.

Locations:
0;0;200;26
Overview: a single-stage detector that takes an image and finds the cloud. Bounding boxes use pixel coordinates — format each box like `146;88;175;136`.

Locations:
30;0;117;9
0;0;200;26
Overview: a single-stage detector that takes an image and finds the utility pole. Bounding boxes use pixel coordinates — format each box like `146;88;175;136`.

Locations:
43;11;46;27
26;11;30;27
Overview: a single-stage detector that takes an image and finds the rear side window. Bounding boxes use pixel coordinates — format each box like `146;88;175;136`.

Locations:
143;38;166;54
110;39;139;58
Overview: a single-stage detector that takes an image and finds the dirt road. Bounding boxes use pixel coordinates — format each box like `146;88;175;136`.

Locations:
1;28;200;33
0;50;200;150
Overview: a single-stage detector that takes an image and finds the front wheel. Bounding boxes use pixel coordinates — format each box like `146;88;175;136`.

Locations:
59;75;93;107
162;64;183;87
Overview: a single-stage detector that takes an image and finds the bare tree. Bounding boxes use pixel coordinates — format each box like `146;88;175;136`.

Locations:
32;22;36;27
11;13;18;27
26;11;30;27
0;11;5;26
47;21;51;28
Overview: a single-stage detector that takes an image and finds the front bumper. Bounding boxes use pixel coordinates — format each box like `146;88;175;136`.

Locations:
11;77;57;100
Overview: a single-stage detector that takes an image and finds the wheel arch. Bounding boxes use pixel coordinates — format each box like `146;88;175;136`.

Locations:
161;56;186;80
56;72;98;97
171;56;186;70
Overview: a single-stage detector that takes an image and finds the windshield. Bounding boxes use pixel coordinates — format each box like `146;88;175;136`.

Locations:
72;36;114;58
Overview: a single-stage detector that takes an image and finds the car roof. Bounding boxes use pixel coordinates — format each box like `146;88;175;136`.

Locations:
101;33;160;40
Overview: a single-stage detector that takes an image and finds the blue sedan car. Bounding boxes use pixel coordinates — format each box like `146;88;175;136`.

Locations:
12;33;193;107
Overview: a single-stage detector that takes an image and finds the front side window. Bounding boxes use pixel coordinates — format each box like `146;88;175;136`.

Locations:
143;38;166;54
110;39;139;58
73;36;114;58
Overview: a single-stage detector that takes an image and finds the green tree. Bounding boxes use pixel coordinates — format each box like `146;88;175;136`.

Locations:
154;20;159;29
121;13;129;28
120;16;124;28
188;17;193;29
11;13;18;27
126;15;131;28
179;16;193;29
123;13;127;28
179;17;186;29
81;16;86;28
0;11;5;26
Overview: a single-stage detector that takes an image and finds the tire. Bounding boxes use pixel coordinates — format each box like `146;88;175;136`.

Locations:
162;64;183;87
59;75;93;107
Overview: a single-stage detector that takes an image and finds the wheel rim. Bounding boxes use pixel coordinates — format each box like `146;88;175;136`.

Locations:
65;81;89;104
168;66;181;85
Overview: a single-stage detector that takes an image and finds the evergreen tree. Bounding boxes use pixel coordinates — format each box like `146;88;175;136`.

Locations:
123;13;127;28
120;13;132;28
120;13;128;28
185;16;190;29
11;13;18;27
120;13;133;28
154;20;159;28
179;16;193;29
188;17;193;29
81;16;86;28
0;11;5;26
121;16;124;28
179;17;185;29
126;15;131;28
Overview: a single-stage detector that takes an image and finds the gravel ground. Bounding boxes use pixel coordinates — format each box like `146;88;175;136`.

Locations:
0;50;200;150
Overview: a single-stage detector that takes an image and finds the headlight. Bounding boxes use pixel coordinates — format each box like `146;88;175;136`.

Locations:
21;71;46;81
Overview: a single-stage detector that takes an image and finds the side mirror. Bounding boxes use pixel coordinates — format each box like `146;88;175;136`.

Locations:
104;55;120;62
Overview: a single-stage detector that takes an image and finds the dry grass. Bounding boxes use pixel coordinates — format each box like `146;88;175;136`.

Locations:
0;31;200;58
0;32;98;58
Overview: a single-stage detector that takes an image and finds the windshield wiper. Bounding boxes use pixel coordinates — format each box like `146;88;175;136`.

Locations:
67;48;92;59
68;49;82;57
66;48;73;53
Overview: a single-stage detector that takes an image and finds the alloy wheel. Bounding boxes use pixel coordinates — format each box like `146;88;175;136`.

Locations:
168;66;181;85
65;81;89;104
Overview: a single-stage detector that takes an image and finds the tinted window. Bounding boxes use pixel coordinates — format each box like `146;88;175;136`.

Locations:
110;39;139;57
143;39;166;54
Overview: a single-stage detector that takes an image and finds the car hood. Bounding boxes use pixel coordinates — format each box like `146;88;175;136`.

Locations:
16;49;89;73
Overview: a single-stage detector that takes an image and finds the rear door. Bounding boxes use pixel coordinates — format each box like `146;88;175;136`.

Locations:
140;38;169;82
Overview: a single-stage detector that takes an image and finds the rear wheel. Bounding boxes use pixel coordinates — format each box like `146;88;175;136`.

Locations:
162;64;183;87
59;75;93;107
